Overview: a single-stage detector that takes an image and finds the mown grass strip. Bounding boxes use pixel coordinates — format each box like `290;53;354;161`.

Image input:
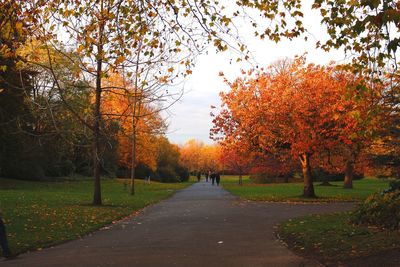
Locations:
0;178;194;256
277;212;400;265
221;176;389;202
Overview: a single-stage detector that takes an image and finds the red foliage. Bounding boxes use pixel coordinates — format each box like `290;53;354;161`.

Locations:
211;57;382;195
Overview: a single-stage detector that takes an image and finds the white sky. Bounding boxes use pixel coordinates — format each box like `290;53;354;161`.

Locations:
164;3;347;145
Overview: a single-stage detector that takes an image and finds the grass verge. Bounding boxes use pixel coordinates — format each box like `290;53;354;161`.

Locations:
0;178;194;256
277;212;400;266
221;176;390;202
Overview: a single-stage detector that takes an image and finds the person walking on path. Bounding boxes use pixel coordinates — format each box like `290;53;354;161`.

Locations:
205;171;209;182
215;172;221;186
197;172;201;182
0;213;12;258
211;172;216;185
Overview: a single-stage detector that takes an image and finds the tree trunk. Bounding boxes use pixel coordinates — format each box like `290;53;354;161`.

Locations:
92;56;103;205
130;122;136;195
299;153;316;198
343;159;354;189
92;0;104;206
130;40;143;196
238;173;243;186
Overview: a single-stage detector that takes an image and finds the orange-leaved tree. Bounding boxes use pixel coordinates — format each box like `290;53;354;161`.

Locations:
102;72;166;177
179;139;222;174
324;68;384;188
218;143;251;186
179;139;204;174
212;58;368;197
199;144;222;173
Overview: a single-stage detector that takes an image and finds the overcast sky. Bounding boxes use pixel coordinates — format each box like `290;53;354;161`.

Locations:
164;3;347;145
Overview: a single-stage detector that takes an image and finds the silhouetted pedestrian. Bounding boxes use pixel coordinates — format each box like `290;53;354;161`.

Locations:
211;172;216;185
215;172;221;186
0;215;11;258
205;171;209;182
197;172;201;182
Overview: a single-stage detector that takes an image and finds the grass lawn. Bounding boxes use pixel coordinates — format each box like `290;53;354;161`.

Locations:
0;178;194;256
277;212;400;265
221;175;390;202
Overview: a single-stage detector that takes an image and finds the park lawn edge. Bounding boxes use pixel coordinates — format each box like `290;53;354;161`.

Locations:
275;212;400;266
17;196;161;256
232;195;359;204
222;187;365;203
221;177;390;203
1;178;195;257
14;203;144;256
25;191;176;253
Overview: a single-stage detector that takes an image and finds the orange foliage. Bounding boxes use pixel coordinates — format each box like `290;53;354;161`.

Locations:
102;72;165;170
199;144;222;172
179;139;222;172
211;57;382;195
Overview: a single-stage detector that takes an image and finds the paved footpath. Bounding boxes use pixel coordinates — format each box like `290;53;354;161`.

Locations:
2;181;354;267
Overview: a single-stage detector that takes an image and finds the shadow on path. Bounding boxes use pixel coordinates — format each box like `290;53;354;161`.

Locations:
2;180;354;267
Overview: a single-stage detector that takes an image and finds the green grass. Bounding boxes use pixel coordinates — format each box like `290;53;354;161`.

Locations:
221;176;390;202
277;212;400;265
0;178;194;256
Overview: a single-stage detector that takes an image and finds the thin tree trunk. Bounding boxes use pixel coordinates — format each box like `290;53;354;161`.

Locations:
238;173;243;186
92;92;102;205
299;153;316;198
92;0;104;206
343;159;354;189
130;122;136;195
130;40;143;196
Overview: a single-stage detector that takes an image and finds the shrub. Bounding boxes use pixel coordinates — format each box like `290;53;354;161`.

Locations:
249;160;295;184
250;172;292;183
175;166;189;182
115;167;130;178
155;166;180;183
313;168;363;182
44;159;75;177
1;156;45;180
383;180;400;194
351;185;400;230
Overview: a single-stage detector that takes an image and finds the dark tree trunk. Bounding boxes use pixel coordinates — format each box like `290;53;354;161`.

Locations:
238;173;243;186
92;1;104;206
299;153;316;198
92;59;102;205
343;159;354;189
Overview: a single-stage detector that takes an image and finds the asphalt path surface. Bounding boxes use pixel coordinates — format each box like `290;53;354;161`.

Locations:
2;180;354;267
